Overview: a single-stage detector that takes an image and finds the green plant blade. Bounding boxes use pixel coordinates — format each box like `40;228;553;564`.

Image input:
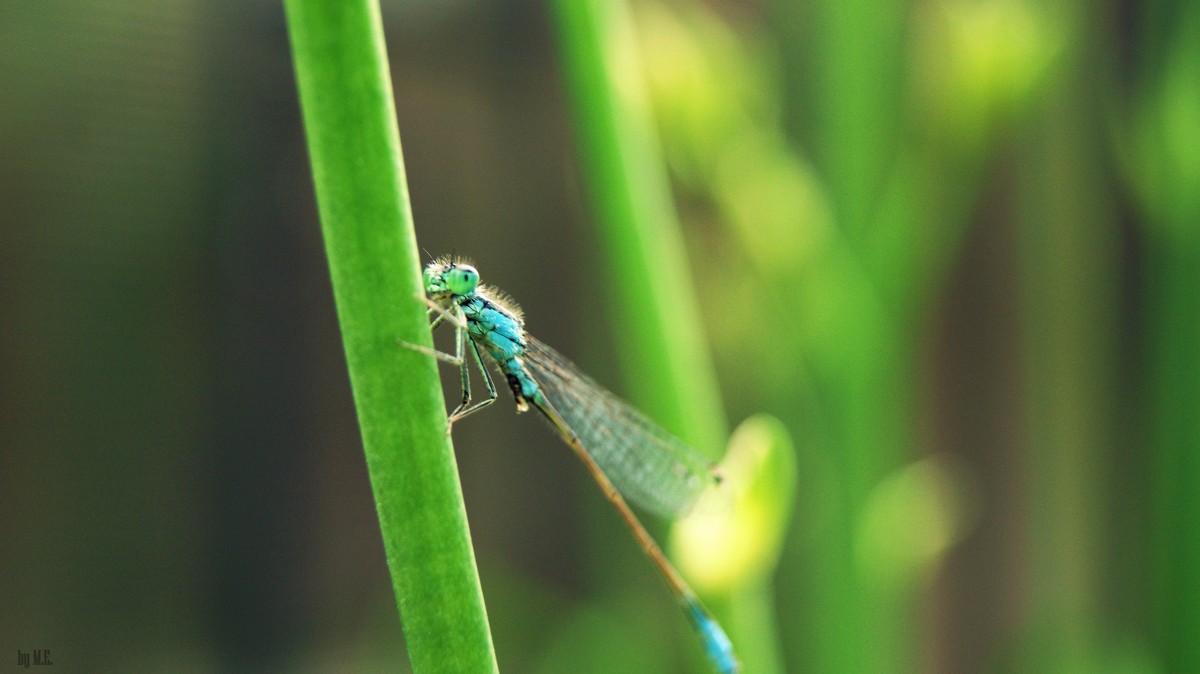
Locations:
284;1;497;672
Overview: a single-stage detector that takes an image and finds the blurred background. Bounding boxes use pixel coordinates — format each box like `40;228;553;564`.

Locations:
1;0;1197;672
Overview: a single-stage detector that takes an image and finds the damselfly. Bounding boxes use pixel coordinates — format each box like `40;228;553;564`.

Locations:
405;257;739;674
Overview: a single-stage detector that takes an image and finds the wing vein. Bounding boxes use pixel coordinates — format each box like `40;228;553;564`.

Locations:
522;337;716;518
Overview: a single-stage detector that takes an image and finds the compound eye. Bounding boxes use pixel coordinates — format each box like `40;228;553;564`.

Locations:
447;265;479;295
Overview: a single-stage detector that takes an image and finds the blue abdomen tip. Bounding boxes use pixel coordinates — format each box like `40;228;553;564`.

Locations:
687;599;740;674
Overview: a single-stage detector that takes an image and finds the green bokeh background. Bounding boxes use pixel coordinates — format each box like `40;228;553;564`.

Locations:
1;0;1196;672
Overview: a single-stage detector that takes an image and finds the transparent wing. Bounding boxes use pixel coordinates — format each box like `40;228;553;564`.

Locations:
523;336;718;518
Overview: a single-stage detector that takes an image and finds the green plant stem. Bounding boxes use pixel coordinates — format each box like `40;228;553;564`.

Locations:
1148;240;1200;672
284;2;497;672
550;0;725;457
1136;5;1200;668
1015;43;1114;671
806;0;906;242
551;2;786;673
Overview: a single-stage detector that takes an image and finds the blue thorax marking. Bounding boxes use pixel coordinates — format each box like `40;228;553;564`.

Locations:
458;293;540;402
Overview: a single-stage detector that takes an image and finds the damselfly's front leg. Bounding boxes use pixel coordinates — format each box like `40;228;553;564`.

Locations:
399;301;496;433
421;295;466;330
398;297;465;363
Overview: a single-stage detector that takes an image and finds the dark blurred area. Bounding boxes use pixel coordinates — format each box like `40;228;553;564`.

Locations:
1;0;1196;672
0;1;597;670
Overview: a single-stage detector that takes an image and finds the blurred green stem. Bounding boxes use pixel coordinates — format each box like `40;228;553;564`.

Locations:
552;1;786;672
1016;33;1115;670
550;0;725;456
806;0;906;241
1136;3;1200;669
284;2;497;672
1148;240;1200;672
769;0;917;671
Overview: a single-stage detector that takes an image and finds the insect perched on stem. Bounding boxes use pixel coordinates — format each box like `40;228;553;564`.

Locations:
404;257;739;674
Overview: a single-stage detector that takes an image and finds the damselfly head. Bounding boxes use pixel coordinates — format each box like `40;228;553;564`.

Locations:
424;258;480;299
